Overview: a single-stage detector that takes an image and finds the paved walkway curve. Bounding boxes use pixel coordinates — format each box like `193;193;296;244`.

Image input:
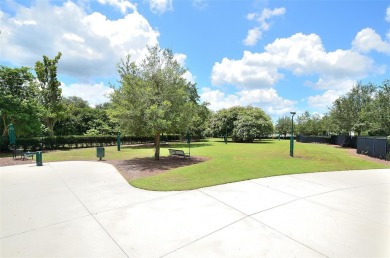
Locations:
1;161;389;257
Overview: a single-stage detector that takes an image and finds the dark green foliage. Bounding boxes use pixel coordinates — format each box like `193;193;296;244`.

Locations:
0;66;42;137
210;106;273;142
1;135;181;152
109;45;199;159
296;111;324;136
35;52;65;135
275;116;291;137
54;97;117;135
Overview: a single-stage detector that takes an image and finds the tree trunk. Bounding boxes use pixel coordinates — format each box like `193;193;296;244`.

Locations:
154;131;160;160
2;114;8;136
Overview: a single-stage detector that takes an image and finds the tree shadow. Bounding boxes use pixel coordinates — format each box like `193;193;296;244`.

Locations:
106;156;208;180
121;142;213;150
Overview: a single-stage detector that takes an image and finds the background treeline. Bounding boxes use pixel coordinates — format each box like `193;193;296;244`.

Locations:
275;80;390;137
0;135;181;152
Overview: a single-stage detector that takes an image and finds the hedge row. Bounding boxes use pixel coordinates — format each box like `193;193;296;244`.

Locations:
1;134;180;152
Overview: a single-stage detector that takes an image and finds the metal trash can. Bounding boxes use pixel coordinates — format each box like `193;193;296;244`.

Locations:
96;147;105;161
36;151;43;166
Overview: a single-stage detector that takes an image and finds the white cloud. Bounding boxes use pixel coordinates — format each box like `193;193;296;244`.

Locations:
97;0;137;14
243;28;262;46
213;33;380;92
174;53;195;83
352;28;390;54
211;51;283;88
386;6;390;22
243;7;286;46
307;90;344;111
305;78;355;92
148;0;173;14
62;82;114;107
1;1;159;79
200;87;295;116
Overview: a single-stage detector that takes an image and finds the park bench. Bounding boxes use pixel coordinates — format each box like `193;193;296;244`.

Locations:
23;152;35;161
9;146;24;159
168;149;190;158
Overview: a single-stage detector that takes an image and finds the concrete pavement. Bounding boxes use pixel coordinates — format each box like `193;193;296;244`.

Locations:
1;161;389;257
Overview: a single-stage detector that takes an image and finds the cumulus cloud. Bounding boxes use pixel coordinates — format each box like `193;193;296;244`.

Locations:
1;1;159;79
174;53;196;83
213;33;379;92
243;7;286;46
200;87;295;116
97;0;137;14
307;89;348;111
148;0;173;14
352;28;390;54
62;82;114;107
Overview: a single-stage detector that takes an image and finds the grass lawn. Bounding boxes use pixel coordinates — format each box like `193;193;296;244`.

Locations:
3;139;388;191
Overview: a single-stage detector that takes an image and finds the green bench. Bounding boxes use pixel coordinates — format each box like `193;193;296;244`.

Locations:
168;149;190;158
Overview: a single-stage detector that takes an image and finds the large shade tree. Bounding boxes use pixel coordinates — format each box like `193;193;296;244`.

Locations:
109;45;198;160
210;106;273;142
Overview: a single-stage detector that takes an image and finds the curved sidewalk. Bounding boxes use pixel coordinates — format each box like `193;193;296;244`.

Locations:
1;161;389;257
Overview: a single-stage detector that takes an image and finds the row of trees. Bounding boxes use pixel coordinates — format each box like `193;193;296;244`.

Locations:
1;54;115;138
275;81;390;137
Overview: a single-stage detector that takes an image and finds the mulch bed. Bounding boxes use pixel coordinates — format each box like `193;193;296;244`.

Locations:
105;156;208;181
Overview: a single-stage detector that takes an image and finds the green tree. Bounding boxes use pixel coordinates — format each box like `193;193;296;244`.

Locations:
210;106;246;137
109;45;198;160
364;80;390;135
296;111;323;135
35;52;65;135
0;66;42;137
275;116;291;138
329;82;376;135
232;106;273;142
210;106;273;142
188;101;211;140
55;97;116;135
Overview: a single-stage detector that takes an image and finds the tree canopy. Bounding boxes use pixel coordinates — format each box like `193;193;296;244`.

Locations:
210;106;273;142
109;45;199;159
275;116;291;138
0;66;42;137
35;52;65;135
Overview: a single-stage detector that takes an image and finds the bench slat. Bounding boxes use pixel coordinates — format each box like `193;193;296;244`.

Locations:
168;149;189;158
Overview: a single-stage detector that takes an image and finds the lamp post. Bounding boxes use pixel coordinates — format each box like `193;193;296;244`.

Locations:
290;112;296;157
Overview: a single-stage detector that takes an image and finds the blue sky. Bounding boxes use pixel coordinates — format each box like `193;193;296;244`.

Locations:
1;0;389;121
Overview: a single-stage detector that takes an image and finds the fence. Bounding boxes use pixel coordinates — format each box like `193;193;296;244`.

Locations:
356;137;389;160
297;134;388;160
330;135;357;148
296;135;331;144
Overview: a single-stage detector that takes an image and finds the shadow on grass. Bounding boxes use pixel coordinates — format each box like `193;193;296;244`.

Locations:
107;156;208;180
121;142;213;150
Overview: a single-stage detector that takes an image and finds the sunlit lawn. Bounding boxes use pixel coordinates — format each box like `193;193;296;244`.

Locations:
2;139;389;191
130;139;389;190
